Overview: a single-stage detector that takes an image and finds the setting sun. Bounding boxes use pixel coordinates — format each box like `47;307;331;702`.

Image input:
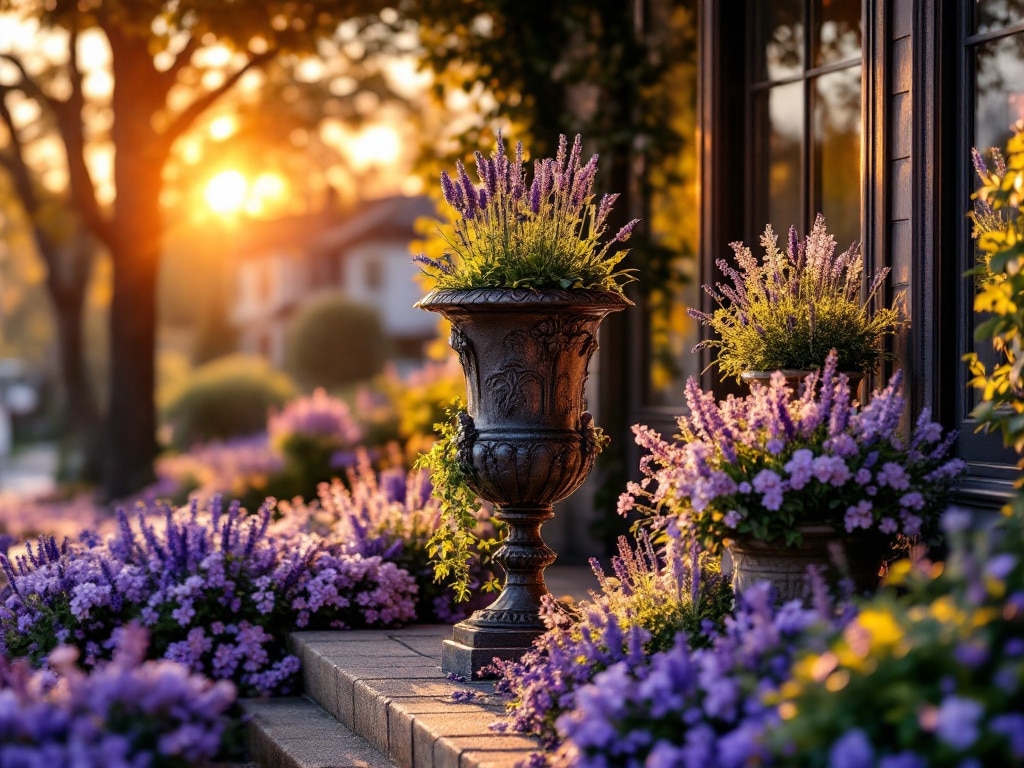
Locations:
204;169;247;214
203;169;289;217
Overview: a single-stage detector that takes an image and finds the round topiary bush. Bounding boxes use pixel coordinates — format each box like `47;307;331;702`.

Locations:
285;292;391;389
163;354;297;450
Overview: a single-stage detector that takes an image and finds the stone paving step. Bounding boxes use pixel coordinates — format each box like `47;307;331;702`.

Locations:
246;566;598;768
290;626;540;768
244;695;396;768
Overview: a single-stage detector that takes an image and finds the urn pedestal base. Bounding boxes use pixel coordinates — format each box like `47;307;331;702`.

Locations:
417;288;631;679
441;504;556;679
441;623;545;680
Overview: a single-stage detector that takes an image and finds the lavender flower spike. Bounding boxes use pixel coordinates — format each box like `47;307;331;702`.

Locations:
615;219;639;242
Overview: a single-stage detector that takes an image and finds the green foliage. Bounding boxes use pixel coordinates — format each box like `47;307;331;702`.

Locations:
692;215;902;380
285;293;391;389
163;354;296;450
414;399;501;602
965;121;1024;513
593;536;733;653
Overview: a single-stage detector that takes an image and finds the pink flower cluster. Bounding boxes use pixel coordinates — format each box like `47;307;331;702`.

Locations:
268;387;362;447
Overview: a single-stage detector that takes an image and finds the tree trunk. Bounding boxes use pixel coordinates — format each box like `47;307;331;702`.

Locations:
102;208;161;500
46;237;103;483
102;35;167;500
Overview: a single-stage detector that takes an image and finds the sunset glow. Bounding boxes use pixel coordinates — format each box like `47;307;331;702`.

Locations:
204;169;247;214
203;169;289;217
350;124;402;168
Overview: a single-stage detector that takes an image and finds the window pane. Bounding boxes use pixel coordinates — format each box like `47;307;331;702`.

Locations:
813;0;862;67
813;66;862;248
975;0;1024;33
752;82;805;235
970;30;1024;418
953;25;1024;485
755;0;804;82
974;35;1024;154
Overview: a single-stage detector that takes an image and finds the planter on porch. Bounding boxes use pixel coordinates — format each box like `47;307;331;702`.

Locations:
417;287;631;678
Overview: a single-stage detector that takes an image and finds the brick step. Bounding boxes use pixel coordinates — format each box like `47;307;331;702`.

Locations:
244;566;596;768
289;626;540;768
244;695;395;768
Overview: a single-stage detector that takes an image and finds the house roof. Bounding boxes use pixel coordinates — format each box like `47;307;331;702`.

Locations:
230;194;436;260
311;194;436;255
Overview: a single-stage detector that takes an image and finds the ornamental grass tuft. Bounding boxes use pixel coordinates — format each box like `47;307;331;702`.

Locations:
689;214;902;380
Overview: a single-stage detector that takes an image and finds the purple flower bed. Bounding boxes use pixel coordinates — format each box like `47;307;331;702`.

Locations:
493;513;1024;767
553;582;835;768
0;623;236;767
0;496;417;696
297;461;498;623
490;534;732;747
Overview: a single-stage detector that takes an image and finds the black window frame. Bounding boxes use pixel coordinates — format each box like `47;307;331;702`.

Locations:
745;0;865;245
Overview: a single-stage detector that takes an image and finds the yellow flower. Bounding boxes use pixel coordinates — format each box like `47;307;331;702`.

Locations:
856;608;905;649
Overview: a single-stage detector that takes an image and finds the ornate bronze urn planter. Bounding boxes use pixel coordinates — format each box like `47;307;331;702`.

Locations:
417;287;631;678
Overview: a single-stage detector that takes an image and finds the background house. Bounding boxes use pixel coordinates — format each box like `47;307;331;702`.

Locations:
229;194;437;370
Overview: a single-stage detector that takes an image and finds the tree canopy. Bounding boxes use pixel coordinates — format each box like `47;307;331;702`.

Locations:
0;0;396;497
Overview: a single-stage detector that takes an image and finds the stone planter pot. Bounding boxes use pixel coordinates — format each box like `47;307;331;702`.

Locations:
728;523;889;603
416;287;631;677
741;369;866;402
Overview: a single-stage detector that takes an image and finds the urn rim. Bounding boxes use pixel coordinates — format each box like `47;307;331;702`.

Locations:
415;286;634;312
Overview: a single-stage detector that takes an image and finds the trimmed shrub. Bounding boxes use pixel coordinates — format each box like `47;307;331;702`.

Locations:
162;354;296;450
285;292;391;389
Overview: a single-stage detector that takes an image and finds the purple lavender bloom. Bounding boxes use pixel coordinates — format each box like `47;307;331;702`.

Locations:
440;170;459;209
829;729;875;768
455;160;477;220
935;696;984;750
528;174;542;215
475;150;496;196
615;218;639;243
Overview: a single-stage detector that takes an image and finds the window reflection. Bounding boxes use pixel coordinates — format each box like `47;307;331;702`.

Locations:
749;1;862;243
756;0;804;81
974;35;1024;153
814;66;862;248
813;0;862;67
753;82;804;238
975;0;1024;34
